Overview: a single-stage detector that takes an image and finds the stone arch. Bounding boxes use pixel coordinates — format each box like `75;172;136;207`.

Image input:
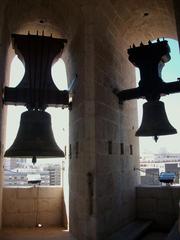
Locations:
3;0;81;36
0;0;86;96
91;2;179;238
110;0;177;46
0;0;85;229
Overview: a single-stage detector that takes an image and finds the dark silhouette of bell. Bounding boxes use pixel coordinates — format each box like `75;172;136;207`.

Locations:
4;110;65;158
135;101;177;140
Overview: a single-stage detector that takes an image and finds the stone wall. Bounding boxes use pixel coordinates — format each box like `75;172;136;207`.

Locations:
67;10;98;239
0;0;82;233
2;187;66;227
136;186;180;231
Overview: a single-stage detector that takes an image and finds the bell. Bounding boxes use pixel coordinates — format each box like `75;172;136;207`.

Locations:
136;100;177;140
4;110;65;159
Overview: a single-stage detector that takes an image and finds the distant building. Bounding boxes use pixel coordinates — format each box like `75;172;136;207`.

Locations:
4;168;50;186
4;157;27;170
141;153;180;164
140;153;180;185
141;168;160;185
165;163;180;184
45;165;62;185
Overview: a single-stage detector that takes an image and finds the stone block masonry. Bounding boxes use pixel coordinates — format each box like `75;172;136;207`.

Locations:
2;187;65;227
136;186;180;231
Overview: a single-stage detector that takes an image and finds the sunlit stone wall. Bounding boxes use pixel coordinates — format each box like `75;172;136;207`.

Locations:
2;187;65;227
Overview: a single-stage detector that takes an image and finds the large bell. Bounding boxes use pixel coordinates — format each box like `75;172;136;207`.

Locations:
136;101;177;140
4;110;65;158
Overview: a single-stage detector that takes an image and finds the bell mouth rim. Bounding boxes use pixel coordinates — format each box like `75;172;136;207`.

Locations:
4;155;65;158
4;151;65;158
135;129;177;137
4;155;64;158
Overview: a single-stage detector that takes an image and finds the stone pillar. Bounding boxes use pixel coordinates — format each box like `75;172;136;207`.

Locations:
69;1;140;239
0;5;11;226
94;2;140;239
68;3;97;240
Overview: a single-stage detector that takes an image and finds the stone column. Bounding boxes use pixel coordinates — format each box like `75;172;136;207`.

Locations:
68;3;97;240
94;2;140;239
0;4;11;226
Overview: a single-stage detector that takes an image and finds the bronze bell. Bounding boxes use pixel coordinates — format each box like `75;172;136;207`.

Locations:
135;100;177;141
4;110;65;159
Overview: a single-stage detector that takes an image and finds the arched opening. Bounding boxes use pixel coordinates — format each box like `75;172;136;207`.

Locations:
4;52;69;227
136;38;180;185
0;1;80;230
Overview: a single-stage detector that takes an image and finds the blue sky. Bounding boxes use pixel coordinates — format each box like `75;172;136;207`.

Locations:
136;39;180;154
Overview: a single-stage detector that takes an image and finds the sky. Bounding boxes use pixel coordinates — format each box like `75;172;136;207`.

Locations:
136;38;180;154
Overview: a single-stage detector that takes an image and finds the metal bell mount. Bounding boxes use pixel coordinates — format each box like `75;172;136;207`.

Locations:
113;39;179;141
3;33;69;163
